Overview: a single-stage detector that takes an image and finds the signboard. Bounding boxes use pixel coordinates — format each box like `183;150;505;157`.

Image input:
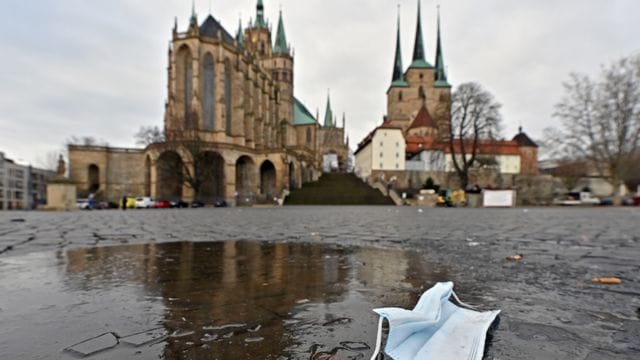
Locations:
482;190;516;208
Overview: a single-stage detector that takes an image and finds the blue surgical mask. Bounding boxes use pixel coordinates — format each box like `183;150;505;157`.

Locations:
370;281;500;360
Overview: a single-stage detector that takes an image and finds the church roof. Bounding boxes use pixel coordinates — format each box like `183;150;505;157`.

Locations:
200;15;235;45
293;98;318;125
408;105;436;129
512;130;538;147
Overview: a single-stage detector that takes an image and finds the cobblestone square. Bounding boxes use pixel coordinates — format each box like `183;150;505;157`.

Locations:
0;207;639;359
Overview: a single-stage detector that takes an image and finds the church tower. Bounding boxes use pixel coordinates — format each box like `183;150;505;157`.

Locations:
245;0;272;59
271;10;294;130
386;1;451;136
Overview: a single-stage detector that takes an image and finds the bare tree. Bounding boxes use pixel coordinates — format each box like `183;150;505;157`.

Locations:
36;150;63;171
134;126;165;146
448;82;503;189
550;55;640;195
66;136;108;147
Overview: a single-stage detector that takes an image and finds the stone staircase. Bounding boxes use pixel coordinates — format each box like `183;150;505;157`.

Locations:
284;173;395;205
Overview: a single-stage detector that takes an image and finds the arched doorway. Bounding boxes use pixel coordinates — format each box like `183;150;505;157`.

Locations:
235;156;255;195
196;151;225;204
156;151;184;201
322;151;339;173
88;164;100;193
260;160;276;198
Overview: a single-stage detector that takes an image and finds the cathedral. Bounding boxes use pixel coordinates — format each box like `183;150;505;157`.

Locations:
355;2;538;188
69;1;349;205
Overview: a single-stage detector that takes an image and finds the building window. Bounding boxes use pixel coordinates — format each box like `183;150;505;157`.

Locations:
396;152;399;158
306;128;312;144
224;60;233;136
380;141;383;146
202;53;215;131
396;142;399;147
380;163;383;169
380;152;383;158
396;163;399;169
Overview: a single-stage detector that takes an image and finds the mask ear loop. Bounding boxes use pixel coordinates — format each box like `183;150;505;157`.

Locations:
369;316;384;360
451;291;477;309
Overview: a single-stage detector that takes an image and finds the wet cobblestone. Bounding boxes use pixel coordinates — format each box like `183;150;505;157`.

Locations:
0;206;639;359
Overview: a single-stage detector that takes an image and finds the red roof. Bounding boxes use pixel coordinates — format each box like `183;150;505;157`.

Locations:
405;137;521;156
408;105;436;130
444;139;521;155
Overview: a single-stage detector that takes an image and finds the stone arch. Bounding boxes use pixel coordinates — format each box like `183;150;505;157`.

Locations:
322;150;340;173
260;160;276;198
202;52;215;131
224;58;233;136
176;45;194;130
195;151;225;203
88;164;99;193
288;162;297;190
235;155;255;196
144;156;151;196
156;151;184;201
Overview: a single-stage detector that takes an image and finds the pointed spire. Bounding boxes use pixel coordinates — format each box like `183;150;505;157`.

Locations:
255;0;267;28
410;0;433;68
434;6;451;88
323;92;334;128
236;17;245;46
391;7;409;87
190;0;198;26
273;10;290;55
342;112;346;129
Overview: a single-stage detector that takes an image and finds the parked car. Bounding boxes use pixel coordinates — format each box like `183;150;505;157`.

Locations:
154;200;172;209
190;201;205;208
121;197;137;209
76;199;90;210
135;197;156;209
553;192;600;206
97;201;119;209
214;199;228;208
171;200;189;208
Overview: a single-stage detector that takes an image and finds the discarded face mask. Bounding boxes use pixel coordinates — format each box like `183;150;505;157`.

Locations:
370;281;500;360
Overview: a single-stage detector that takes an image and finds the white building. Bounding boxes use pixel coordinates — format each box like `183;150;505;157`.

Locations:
354;125;405;180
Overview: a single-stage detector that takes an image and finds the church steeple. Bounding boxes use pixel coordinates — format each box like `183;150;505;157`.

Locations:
434;7;451;88
391;10;409;87
410;0;433;68
236;17;245;46
255;0;267;28
190;0;198;26
323;92;334;128
273;10;290;55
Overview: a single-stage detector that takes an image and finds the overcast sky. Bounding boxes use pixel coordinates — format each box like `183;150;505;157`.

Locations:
1;0;638;166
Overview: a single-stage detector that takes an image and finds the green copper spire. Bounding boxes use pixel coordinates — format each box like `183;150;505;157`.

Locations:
273;10;290;55
190;0;198;26
323;92;334;128
391;10;409;87
434;7;451;87
236;17;245;46
410;0;433;68
255;0;267;28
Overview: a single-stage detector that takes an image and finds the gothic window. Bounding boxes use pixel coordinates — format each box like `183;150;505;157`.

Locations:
202;53;215;131
177;46;193;129
306;128;312;144
399;91;403;101
224;59;233;136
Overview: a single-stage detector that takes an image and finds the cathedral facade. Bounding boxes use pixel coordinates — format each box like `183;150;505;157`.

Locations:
69;1;348;204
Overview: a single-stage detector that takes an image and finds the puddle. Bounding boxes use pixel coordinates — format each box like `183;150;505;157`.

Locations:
0;241;449;359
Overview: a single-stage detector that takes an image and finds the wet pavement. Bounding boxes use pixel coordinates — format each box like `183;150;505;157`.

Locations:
0;207;639;359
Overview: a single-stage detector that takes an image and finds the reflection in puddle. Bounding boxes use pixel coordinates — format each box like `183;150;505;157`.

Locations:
0;241;449;359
